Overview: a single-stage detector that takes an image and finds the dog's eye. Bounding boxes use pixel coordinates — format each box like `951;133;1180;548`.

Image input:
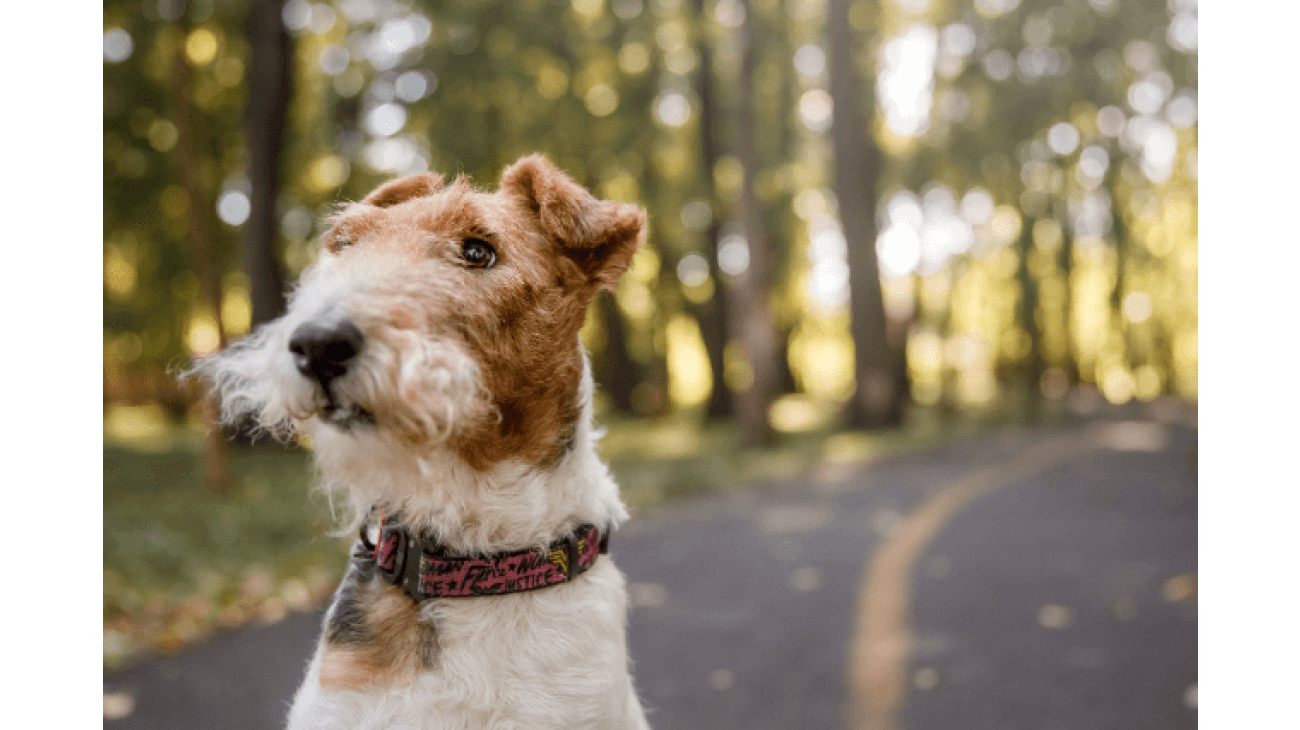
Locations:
461;238;496;268
331;237;353;252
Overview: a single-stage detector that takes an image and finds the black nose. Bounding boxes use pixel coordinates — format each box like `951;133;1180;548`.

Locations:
288;321;364;384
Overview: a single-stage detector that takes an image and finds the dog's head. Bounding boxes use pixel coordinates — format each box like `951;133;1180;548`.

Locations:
193;155;644;472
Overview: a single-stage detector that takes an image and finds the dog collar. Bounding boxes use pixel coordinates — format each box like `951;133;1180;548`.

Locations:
359;517;609;602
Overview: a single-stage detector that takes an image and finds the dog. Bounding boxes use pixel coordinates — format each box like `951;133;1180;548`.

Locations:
193;156;652;729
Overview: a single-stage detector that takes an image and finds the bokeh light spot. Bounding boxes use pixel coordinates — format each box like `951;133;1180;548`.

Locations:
612;0;643;20
1127;79;1166;115
365;103;407;138
1166;92;1197;128
619;42;651;75
396;70;434;102
186;311;221;356
104;248;137;300
714;0;744;27
676;253;710;288
585;84;619;117
1101;367;1135;404
794;44;826;78
719;234;750;276
879;24;937;136
799;89;833;132
537;65;569;100
282;0;311;31
960;188;994;225
1123;291;1153;323
983;49;1013;81
877;225;920;279
1168;14;1198;53
103;28;133;63
281;207;315;241
656;93;691;127
185;28;219;67
217;191;251;226
666;313;711;408
1096;105;1126;137
147;120;178;153
1047;122;1080;156
680;200;712;232
308;155;350;192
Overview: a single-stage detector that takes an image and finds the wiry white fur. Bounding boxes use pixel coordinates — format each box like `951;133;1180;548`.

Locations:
312;366;627;552
194;247;649;729
289;374;648;730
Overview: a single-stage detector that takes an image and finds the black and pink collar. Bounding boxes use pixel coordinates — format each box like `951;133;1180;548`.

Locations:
360;517;609;602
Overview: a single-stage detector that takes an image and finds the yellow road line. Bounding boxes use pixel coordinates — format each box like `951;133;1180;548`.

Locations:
844;431;1097;730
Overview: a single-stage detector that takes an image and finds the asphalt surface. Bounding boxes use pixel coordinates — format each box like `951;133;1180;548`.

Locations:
104;405;1197;729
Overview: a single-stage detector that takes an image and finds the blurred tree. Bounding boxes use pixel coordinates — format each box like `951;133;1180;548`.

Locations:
726;0;780;447
242;0;291;326
1014;213;1045;420
594;291;639;413
829;0;905;429
690;0;735;419
172;18;231;493
102;0;1198;452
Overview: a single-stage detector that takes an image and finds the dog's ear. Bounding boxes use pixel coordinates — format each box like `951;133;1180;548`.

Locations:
360;172;445;208
500;155;645;290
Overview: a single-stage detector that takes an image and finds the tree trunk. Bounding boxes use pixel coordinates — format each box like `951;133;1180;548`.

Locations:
594;291;639;413
1016;215;1045;422
727;0;780;448
828;0;903;429
637;165;672;418
243;0;291;327
1107;158;1131;374
172;28;231;495
691;0;735;419
776;325;799;395
1055;199;1079;385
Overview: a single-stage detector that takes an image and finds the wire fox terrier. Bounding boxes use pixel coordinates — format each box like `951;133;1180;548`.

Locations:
194;156;651;729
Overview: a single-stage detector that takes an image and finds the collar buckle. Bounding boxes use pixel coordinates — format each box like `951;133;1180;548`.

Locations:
375;522;408;587
561;531;581;582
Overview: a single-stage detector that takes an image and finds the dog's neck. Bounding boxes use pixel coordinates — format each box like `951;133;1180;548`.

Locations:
309;361;628;555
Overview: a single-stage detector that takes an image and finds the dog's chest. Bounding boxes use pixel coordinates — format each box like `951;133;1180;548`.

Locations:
289;558;635;729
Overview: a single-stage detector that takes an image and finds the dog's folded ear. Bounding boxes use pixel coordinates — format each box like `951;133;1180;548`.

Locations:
500;155;645;290
361;172;445;208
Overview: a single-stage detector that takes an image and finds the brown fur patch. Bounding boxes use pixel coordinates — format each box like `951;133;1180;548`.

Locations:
360;172;445;209
322;156;645;470
321;573;439;692
500;155;645;291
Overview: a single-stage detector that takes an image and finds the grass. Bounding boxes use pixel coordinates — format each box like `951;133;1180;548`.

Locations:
104;395;1040;669
104;435;347;669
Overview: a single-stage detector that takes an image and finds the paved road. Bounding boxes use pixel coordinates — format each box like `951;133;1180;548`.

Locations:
105;405;1197;729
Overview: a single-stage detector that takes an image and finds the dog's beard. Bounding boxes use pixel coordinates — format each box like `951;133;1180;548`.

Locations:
191;325;490;445
330;328;493;449
187;323;316;441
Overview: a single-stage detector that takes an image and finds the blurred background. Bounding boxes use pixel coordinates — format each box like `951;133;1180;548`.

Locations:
102;0;1196;691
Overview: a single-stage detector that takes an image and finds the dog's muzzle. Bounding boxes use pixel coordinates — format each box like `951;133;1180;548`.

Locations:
288;319;376;427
